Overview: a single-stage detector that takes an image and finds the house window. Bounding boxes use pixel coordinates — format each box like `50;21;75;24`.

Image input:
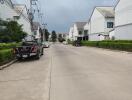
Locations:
107;22;114;28
79;31;82;35
84;30;88;36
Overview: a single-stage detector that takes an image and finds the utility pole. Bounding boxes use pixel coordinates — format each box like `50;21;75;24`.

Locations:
29;0;34;32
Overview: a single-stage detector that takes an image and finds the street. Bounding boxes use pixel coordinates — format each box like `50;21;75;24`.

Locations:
50;44;132;100
1;43;132;100
0;48;51;100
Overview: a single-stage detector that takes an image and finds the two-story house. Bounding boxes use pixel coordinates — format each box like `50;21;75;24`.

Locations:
115;0;132;40
70;22;88;41
89;6;115;41
0;0;32;35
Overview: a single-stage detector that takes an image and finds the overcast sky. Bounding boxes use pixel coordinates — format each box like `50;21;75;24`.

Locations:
15;0;117;33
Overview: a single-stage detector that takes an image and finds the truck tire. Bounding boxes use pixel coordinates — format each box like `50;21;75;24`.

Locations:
36;52;40;60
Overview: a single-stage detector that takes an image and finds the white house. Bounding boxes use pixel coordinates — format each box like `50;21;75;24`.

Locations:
115;0;132;40
68;26;74;41
0;0;32;35
69;22;88;41
32;22;41;39
89;6;115;41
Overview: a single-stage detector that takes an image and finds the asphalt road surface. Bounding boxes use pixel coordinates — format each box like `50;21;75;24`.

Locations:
0;43;132;100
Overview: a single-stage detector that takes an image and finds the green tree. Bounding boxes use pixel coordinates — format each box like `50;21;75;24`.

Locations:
44;29;50;41
58;34;65;42
0;20;27;43
51;30;57;42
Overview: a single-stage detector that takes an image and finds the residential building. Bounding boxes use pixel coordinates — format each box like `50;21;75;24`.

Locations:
0;0;32;35
89;6;115;41
32;22;41;39
68;26;74;41
115;0;132;40
83;22;90;40
69;22;88;41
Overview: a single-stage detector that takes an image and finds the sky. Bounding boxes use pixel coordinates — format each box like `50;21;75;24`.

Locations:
14;0;117;33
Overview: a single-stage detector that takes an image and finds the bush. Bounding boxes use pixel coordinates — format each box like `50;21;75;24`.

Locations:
67;39;73;44
0;49;14;65
81;41;99;47
81;40;132;52
0;42;21;50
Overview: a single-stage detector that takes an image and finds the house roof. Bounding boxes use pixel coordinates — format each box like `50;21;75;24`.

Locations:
75;22;87;29
32;22;40;30
96;7;114;18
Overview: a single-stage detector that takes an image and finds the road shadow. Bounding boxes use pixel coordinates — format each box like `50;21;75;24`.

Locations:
17;57;39;63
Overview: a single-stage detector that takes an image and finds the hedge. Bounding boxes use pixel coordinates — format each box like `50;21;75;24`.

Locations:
0;42;21;50
0;49;14;66
81;40;132;52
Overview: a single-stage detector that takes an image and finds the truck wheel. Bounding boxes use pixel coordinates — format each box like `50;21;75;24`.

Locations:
36;52;40;59
17;57;22;60
41;48;44;55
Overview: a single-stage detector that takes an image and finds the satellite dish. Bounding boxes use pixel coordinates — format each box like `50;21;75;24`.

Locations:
0;0;4;4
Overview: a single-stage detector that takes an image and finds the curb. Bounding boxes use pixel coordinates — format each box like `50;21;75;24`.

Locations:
82;46;132;54
0;59;17;70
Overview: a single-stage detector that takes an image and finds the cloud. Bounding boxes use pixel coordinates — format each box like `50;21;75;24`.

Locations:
15;0;117;32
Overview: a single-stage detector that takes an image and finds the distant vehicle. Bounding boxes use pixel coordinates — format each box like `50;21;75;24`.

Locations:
42;41;50;48
72;40;82;47
14;41;44;60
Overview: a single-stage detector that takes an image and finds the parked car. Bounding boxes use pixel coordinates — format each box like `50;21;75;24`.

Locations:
14;41;44;60
42;41;50;48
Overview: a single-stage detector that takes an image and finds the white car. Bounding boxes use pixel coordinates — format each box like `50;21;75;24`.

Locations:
42;42;50;48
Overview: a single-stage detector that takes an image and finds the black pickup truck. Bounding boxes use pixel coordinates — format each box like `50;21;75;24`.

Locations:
14;41;44;60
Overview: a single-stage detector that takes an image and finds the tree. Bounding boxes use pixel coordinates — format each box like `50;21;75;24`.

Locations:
0;20;27;43
51;30;57;42
58;34;65;42
44;29;50;41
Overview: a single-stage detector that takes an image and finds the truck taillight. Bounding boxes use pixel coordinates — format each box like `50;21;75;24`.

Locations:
31;46;37;52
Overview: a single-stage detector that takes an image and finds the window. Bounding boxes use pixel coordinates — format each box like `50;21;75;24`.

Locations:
84;30;88;36
107;22;114;28
79;31;82;35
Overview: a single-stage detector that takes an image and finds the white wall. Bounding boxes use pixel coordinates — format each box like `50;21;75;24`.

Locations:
115;25;132;40
72;24;79;40
17;16;32;35
0;1;32;35
115;0;132;26
84;23;89;31
73;24;78;37
91;8;105;34
115;0;132;40
68;27;73;40
109;30;115;40
89;33;100;41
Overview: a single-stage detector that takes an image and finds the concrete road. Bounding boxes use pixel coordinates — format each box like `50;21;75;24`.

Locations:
50;43;132;100
0;49;51;100
1;43;132;100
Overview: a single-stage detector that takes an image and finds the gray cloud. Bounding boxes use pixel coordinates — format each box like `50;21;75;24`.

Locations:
15;0;117;32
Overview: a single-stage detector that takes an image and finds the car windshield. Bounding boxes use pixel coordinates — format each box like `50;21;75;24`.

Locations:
22;41;37;46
